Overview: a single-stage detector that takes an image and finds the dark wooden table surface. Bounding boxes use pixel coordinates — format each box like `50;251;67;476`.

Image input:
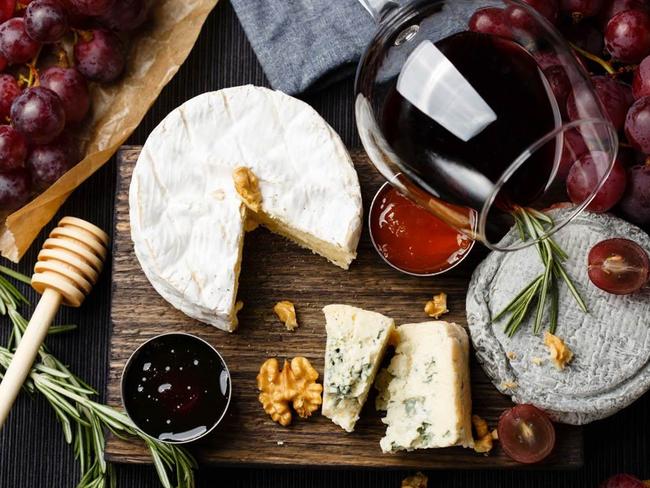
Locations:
0;2;648;487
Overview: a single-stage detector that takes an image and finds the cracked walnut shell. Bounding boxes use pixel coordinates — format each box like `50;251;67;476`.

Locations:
257;357;323;426
233;167;262;212
274;301;298;331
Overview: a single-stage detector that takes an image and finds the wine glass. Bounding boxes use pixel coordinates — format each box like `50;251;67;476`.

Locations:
355;0;619;251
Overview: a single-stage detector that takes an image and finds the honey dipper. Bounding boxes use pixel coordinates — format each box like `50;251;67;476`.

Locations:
0;217;109;428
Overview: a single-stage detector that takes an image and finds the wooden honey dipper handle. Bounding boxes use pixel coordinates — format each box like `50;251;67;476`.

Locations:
0;217;109;428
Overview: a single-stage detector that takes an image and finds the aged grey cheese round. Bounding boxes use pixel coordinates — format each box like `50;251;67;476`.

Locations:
467;209;650;425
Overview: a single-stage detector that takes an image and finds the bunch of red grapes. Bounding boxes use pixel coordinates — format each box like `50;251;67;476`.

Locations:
470;0;650;228
0;0;149;213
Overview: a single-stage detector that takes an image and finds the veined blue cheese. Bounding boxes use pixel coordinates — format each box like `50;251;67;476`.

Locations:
322;304;395;432
375;321;473;453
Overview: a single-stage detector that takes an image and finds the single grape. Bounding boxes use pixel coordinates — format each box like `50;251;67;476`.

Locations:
24;0;68;43
605;9;650;63
40;66;89;124
567;151;627;212
0;125;26;170
468;7;512;38
588;238;649;294
544;65;571;118
0;0;15;24
74;28;125;83
560;0;606;17
619;164;650;225
625;96;650;154
60;0;91;28
10;86;65;144
0;73;20;121
599;0;649;27
632;56;650;99
0;168;30;211
26;142;69;189
68;0;114;16
558;129;588;179
560;19;604;55
498;404;555;464
98;0;149;31
0;18;40;65
567;76;633;131
599;474;647;488
522;0;560;24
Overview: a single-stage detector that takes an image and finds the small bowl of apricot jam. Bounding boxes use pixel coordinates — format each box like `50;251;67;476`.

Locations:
369;182;474;276
121;333;231;444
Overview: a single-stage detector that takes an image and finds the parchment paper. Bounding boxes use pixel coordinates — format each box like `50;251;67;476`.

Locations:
0;0;219;262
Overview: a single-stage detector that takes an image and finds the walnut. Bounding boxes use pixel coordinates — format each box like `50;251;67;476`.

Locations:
544;332;573;370
424;292;448;319
401;472;428;488
273;301;298;331
233;167;262;212
472;414;495;454
257;357;322;426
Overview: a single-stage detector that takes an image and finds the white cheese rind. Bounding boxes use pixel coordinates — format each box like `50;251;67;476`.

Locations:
129;86;363;332
376;322;473;453
322;305;395;432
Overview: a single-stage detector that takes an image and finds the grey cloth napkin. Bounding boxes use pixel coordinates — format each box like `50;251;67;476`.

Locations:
230;0;378;94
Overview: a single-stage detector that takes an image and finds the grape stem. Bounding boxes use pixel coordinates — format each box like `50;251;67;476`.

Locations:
570;42;616;75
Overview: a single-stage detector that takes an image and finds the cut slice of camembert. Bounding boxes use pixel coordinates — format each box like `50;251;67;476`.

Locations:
322;305;395;432
129;86;363;332
375;321;473;453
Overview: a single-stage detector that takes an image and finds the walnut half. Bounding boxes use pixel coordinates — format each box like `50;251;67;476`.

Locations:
401;472;428;488
257;357;323;426
424;292;449;319
233;167;262;212
544;332;574;370
273;301;298;331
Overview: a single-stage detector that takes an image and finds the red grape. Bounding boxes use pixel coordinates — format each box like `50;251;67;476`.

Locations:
497;404;555;464
0;168;30;211
68;0;114;16
521;0;560;23
559;129;588;179
468;8;512;38
0;73;20;121
24;0;68;43
0;125;26;170
605;9;650;63
599;474;647;488
10;86;65;144
588;238;649;294
619;164;650;224
625;96;650;154
74;29;125;83
632;56;650;99
0;18;40;65
600;0;650;27
567;76;633;131
560;0;606;17
26;142;69;189
98;0;149;31
0;0;15;24
544;65;571;117
567;151;627;212
40;66;89;124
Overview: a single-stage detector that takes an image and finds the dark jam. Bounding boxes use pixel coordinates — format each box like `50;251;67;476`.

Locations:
122;333;230;443
370;185;473;274
381;31;557;239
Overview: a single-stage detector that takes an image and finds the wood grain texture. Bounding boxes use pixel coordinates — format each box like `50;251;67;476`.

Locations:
105;146;583;469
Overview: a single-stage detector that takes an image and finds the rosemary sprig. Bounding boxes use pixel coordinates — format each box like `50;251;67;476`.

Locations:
0;267;197;488
493;208;587;337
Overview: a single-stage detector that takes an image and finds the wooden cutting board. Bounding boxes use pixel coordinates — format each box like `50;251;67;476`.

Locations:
105;146;583;469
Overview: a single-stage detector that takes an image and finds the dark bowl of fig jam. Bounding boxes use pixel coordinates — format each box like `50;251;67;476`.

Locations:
121;333;231;444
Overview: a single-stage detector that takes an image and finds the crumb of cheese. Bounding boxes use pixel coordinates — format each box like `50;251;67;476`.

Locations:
401;472;428;488
424;292;449;319
273;301;299;331
544;332;574;370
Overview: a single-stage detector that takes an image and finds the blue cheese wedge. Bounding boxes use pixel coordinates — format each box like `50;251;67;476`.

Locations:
375;321;473;453
322;304;395;432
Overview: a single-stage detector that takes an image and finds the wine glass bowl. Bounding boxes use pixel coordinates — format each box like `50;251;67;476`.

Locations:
355;0;619;252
